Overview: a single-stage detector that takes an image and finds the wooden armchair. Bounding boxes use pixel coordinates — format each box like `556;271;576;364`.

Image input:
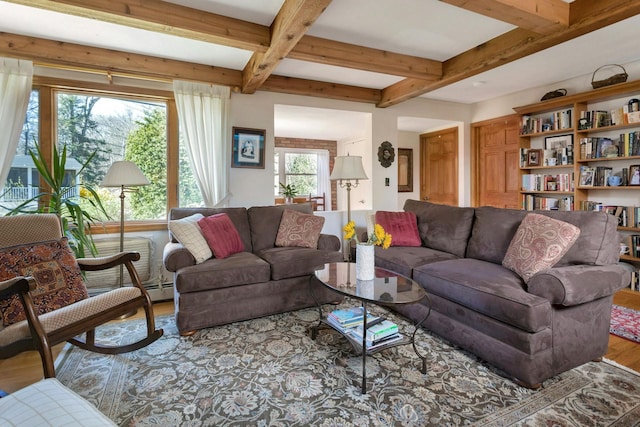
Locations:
0;214;163;378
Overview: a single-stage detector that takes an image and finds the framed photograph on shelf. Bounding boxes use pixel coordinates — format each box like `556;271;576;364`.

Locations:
231;127;265;168
526;149;542;167
397;148;413;192
629;165;640;185
544;134;573;165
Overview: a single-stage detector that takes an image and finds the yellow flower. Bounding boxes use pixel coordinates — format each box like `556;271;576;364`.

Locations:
343;221;356;241
382;233;392;249
374;224;385;244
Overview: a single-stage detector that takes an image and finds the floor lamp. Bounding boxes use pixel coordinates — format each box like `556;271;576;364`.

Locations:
101;161;150;311
330;155;368;260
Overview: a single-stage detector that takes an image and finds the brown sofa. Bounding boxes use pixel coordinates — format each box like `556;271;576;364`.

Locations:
163;203;343;335
374;200;629;388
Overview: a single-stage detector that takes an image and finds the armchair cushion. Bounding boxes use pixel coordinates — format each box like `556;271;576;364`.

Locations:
0;238;88;326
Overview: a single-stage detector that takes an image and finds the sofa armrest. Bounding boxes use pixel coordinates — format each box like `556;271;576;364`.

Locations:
527;264;630;306
317;234;340;251
163;242;195;272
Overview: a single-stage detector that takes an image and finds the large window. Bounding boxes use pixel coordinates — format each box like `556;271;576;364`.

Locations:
274;148;327;197
0;80;201;227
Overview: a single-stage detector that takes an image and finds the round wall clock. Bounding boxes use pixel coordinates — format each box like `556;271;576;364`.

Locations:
378;141;395;168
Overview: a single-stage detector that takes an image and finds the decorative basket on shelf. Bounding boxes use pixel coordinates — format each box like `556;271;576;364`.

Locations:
591;64;628;89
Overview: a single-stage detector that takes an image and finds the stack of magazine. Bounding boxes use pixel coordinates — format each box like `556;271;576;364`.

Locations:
351;320;403;349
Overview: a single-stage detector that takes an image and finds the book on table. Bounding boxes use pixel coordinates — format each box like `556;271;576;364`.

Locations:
326;312;380;331
352;319;399;342
350;330;404;349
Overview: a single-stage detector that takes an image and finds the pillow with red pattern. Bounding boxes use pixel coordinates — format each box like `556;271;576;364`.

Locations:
502;213;580;283
375;211;421;247
0;238;88;326
275;209;325;249
197;213;245;259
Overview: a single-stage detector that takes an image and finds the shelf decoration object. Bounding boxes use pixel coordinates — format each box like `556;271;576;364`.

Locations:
591;64;628;89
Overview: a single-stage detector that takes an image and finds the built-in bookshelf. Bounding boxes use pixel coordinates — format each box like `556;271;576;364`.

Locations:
514;80;640;274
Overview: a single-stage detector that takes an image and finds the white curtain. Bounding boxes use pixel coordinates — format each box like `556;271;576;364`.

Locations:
317;150;331;210
0;58;33;189
173;80;230;207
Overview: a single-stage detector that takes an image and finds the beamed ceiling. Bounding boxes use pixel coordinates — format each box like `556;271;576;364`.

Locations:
0;0;639;108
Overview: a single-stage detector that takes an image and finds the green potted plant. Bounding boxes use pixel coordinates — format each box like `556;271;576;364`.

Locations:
5;144;110;257
279;182;298;204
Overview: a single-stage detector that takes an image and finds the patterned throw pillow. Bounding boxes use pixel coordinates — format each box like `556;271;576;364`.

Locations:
275;209;325;249
375;211;421;247
197;213;245;259
169;213;212;264
0;238;88;326
502;213;580;283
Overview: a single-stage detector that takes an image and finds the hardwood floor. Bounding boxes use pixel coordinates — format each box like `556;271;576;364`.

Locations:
1;292;639;394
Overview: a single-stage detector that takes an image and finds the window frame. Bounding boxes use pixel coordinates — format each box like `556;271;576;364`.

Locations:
274;147;326;197
32;76;179;233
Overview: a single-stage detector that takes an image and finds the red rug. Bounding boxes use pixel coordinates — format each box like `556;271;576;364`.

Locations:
610;304;640;343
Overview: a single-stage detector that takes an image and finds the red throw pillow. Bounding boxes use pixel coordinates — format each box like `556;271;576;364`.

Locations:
375;211;421;247
197;213;245;259
0;238;88;326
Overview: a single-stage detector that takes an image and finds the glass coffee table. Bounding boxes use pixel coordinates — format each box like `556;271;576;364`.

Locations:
311;262;431;394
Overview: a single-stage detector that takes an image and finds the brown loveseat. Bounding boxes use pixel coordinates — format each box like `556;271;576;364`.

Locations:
163;204;343;335
374;200;629;388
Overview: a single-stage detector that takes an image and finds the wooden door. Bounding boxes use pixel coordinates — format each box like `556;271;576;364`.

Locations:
420;127;458;205
472;115;520;209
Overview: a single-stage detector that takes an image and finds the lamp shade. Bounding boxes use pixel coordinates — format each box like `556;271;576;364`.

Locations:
330;155;368;181
101;161;150;187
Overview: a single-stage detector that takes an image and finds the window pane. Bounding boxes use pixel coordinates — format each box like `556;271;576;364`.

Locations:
284;153;317;195
0;90;39;214
55;92;167;220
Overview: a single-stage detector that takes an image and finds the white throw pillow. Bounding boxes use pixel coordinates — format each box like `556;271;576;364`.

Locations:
169;213;212;264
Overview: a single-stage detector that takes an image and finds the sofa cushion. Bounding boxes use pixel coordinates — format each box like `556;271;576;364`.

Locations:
170;208;252;253
248;203;314;252
375;211;421;247
197;213;244;259
502;213;580;283
403;200;475;257
258;246;343;280
413;258;552;333
466;206;527;264
275;209;325;249
374;245;458;278
174;252;271;294
0;238;88;326
169;213;212;263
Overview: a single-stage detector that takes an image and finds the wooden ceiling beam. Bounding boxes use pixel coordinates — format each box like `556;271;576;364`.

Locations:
0;31;244;87
442;0;570;34
3;0;270;52
242;0;332;94
261;75;381;104
379;0;640;108
290;35;442;81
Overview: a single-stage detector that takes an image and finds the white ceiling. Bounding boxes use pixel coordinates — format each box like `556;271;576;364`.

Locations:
1;0;638;139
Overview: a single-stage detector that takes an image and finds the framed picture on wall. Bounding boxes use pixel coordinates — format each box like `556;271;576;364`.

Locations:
231;127;265;168
398;148;413;192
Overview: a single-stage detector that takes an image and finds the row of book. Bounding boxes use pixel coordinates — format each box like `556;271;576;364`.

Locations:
521;110;572;135
579;106;640;130
623;235;640;258
522;195;573;211
579;204;640;228
327;306;402;350
579;132;640;159
629;271;640;291
521;173;573;192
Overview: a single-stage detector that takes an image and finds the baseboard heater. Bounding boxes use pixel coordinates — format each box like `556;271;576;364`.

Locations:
84;237;152;295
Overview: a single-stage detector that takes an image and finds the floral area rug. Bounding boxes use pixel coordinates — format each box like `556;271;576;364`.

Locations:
610;304;640;344
54;299;640;426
